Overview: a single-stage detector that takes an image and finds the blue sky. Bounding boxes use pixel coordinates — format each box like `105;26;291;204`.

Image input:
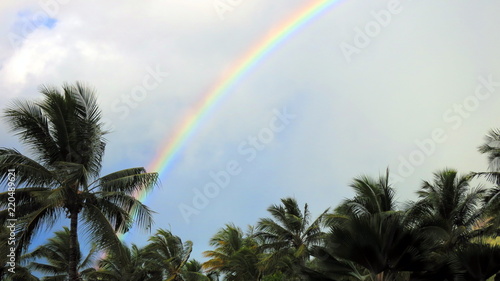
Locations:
1;0;500;263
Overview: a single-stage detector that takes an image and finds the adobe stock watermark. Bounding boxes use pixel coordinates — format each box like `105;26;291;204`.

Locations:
8;0;72;49
178;107;296;223
213;0;244;21
390;75;499;184
101;65;169;132
6;168;17;274
340;0;404;63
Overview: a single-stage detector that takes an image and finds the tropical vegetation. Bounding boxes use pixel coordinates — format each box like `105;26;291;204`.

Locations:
1;84;500;280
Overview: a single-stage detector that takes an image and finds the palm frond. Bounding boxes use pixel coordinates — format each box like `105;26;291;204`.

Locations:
14;201;62;252
80;203;123;250
3;99;59;165
0;148;56;187
95;168;159;195
90;191;155;232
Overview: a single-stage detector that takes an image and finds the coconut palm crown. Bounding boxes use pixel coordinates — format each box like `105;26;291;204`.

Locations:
0;83;159;281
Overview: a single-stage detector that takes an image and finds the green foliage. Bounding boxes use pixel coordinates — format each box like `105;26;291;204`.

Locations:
335;170;396;217
88;242;162;281
256;197;328;279
144;228;194;281
203;224;262;281
23;227;98;280
2;88;500;281
0;83;159;281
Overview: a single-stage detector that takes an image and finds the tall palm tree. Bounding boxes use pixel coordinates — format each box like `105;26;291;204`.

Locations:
24;227;97;280
144;229;194;281
203;224;262;281
0;83;159;281
256;198;328;279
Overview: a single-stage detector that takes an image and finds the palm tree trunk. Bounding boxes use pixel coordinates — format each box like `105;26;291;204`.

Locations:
375;272;384;281
68;210;81;281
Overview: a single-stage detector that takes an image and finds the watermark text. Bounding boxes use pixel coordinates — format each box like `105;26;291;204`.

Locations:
6;168;17;274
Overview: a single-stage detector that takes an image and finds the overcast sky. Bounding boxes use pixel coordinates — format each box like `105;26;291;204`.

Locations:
2;0;500;261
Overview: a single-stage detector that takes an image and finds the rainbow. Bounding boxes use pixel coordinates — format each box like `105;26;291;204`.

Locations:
147;0;345;186
117;0;346;244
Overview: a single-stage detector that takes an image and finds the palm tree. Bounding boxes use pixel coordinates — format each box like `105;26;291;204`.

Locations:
400;169;493;280
24;227;97;280
456;242;500;281
313;172;441;281
203;224;262;281
143;229;194;281
335;170;397;217
256;198;328;279
325;212;434;281
474;129;500;280
321;173;421;280
409;169;486;249
89;242;162;281
182;260;211;281
476;128;500;184
0;83;159;281
473;129;500;234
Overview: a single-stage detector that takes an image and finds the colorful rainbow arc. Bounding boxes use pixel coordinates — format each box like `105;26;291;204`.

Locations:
117;0;347;245
146;0;345;189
